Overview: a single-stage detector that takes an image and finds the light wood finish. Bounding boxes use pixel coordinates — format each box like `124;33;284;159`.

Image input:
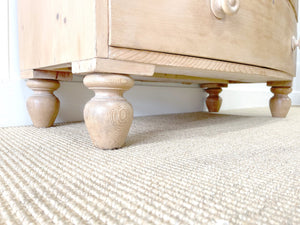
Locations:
201;83;228;89
72;58;155;76
132;73;228;84
205;88;223;113
267;81;293;88
109;47;294;82
269;87;292;118
95;0;109;57
267;81;293;118
18;0;110;70
83;74;134;149
37;63;72;72
26;79;60;128
289;0;298;19
21;70;72;81
201;84;228;112
110;0;297;75
18;0;97;71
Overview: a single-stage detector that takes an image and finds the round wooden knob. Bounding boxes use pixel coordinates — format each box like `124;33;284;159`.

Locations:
292;36;299;51
211;0;240;19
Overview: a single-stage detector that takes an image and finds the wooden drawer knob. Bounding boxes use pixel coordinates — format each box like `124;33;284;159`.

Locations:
211;0;240;19
292;36;299;51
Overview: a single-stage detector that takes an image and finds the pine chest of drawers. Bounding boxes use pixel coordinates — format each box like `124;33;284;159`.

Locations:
18;0;298;149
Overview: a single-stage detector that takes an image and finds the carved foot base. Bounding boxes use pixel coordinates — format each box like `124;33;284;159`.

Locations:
268;81;292;118
269;87;292;118
205;88;223;112
26;79;60;128
201;83;228;112
83;74;134;149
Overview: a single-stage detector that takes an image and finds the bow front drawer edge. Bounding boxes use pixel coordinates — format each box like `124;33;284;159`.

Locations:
110;0;297;76
18;0;298;149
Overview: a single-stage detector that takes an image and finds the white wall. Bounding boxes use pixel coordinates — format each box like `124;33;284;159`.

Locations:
0;0;299;127
292;44;300;105
0;0;9;81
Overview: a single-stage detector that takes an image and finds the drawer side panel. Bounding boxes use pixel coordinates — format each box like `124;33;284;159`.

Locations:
18;0;97;71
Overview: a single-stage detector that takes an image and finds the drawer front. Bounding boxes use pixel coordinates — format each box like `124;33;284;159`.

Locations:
110;0;297;76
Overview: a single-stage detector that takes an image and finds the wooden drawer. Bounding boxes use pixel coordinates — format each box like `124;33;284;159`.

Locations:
110;0;297;76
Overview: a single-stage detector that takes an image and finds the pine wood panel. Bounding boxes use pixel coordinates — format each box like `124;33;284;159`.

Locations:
95;0;109;57
18;0;97;71
72;58;155;76
109;47;293;83
110;0;297;75
21;70;73;81
131;73;228;84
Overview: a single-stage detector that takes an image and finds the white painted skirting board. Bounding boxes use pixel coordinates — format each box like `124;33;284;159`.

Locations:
2;80;299;127
0;80;206;127
56;81;207;124
220;84;272;111
291;91;300;105
0;80;31;127
221;84;299;111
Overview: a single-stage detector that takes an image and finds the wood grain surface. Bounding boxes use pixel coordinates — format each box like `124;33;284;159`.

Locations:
72;58;155;76
18;0;96;70
110;0;297;75
83;74;134;149
21;70;73;81
110;47;294;82
26;79;60;127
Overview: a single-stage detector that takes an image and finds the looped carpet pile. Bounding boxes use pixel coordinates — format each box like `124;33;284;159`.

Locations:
0;107;299;224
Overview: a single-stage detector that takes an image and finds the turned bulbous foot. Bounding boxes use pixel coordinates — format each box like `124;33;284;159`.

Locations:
83;74;134;149
269;87;292;118
201;83;227;113
205;88;223;112
267;81;292;118
26;79;60;128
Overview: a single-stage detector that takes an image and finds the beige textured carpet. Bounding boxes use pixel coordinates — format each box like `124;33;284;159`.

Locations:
0;107;299;225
